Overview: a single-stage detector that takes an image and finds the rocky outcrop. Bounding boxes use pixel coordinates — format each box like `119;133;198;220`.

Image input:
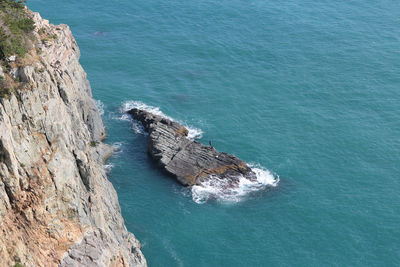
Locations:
128;108;257;186
0;11;146;267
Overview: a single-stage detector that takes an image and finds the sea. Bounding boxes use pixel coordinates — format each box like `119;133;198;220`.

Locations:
28;0;400;266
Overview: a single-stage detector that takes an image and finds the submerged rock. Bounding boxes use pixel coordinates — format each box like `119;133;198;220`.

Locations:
128;108;257;186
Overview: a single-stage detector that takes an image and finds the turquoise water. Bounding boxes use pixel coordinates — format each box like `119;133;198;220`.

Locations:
29;0;400;266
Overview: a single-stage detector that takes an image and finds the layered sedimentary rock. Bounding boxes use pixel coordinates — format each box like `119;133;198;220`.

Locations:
0;11;146;267
128;108;257;186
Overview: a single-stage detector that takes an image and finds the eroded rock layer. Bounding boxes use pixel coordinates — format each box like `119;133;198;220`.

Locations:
128;108;257;186
0;11;146;267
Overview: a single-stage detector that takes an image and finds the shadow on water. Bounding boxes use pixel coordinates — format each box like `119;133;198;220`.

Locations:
122;119;185;188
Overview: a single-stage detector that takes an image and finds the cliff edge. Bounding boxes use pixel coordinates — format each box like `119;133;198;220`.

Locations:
0;5;146;267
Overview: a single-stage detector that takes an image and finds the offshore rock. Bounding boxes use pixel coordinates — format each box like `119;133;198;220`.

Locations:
128;108;257;186
0;11;146;267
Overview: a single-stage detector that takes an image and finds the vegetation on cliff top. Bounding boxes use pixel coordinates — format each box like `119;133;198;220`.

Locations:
0;0;35;60
0;0;35;98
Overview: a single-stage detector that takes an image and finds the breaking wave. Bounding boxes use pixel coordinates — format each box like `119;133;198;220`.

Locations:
111;142;123;152
95;100;105;116
119;100;203;139
191;164;279;204
104;163;114;173
103;142;124;173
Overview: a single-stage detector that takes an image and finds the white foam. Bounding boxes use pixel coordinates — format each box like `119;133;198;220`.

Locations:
103;142;124;173
95;100;105;116
191;164;279;204
120;100;203;139
104;163;114;173
118;113;131;121
120;100;173;120
111;142;123;151
186;126;203;140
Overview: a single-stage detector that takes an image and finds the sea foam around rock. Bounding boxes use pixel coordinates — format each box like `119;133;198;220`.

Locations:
120;101;203;140
122;101;279;204
191;164;279;204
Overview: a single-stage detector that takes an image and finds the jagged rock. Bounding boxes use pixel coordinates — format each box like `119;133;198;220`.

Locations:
0;11;146;267
60;229;145;267
128;108;257;186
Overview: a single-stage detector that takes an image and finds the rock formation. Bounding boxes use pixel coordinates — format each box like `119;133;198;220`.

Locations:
128;108;257;186
0;8;146;267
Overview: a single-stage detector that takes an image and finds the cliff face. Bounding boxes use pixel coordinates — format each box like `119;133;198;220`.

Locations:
0;11;146;267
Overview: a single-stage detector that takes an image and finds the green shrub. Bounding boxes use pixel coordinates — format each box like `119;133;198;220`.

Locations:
0;35;28;58
0;0;34;60
6;16;35;34
0;0;25;10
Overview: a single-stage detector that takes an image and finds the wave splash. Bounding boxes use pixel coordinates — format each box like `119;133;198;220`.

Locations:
103;142;123;173
119;100;203;140
191;164;279;204
95;99;105;116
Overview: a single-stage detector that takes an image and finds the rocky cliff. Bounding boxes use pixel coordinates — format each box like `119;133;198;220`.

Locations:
0;9;146;267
